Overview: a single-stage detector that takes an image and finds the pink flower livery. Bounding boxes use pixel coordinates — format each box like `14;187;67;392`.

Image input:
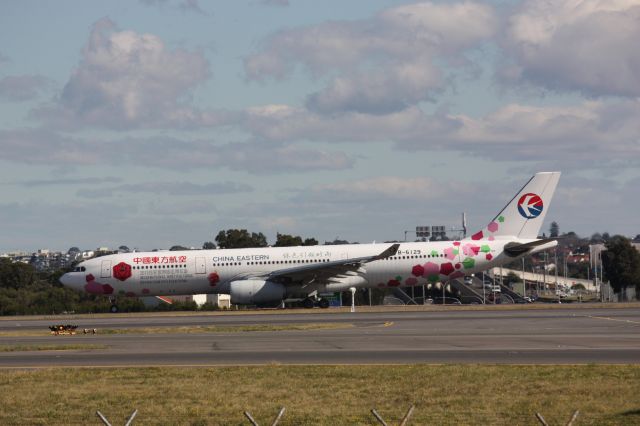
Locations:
208;272;220;286
113;262;132;281
439;263;454;276
84;273;114;295
411;264;424;277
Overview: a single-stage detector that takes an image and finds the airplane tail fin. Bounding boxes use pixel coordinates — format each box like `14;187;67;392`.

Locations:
467;172;561;241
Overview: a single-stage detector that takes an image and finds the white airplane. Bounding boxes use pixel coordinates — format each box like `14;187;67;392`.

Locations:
60;172;560;312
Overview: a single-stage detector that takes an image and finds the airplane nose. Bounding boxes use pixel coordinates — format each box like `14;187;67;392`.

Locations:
60;272;83;291
59;273;72;286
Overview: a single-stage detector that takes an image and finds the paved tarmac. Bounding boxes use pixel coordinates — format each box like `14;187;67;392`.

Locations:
1;306;639;367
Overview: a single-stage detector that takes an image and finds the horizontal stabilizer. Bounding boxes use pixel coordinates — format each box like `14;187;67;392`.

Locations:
504;238;558;257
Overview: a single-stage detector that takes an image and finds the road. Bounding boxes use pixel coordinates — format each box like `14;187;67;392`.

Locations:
1;306;639;367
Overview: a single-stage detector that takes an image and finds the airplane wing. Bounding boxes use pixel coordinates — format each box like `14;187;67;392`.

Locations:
232;243;400;285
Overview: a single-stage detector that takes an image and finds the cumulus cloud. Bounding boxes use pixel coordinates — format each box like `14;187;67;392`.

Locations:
0;128;354;173
0;128;103;164
245;99;640;170
36;18;231;129
245;1;497;114
8;177;122;187
305;60;442;115
435;101;640;167
307;176;468;202
77;181;252;198
503;0;640;97
0;75;50;101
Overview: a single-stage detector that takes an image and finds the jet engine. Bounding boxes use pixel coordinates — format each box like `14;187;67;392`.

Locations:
229;279;285;305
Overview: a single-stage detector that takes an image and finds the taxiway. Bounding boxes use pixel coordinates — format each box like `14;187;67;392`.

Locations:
1;306;638;367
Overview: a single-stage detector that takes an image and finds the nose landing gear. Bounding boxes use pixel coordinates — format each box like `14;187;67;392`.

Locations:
108;297;119;313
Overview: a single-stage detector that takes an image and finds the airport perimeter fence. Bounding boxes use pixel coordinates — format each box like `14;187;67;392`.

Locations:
94;406;581;426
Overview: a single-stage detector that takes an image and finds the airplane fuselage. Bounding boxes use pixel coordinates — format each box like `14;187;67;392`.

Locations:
61;239;548;299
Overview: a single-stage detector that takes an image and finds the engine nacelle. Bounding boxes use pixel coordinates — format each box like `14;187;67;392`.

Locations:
229;279;285;305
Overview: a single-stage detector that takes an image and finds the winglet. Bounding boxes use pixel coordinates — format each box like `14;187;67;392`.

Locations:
372;243;400;261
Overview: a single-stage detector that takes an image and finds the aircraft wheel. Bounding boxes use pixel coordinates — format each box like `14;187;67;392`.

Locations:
318;298;330;309
109;305;119;313
302;298;315;309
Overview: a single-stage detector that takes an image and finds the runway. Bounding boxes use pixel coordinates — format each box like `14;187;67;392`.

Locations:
1;306;639;367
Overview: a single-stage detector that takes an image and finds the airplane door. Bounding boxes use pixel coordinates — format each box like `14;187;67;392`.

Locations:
100;260;111;278
195;256;206;274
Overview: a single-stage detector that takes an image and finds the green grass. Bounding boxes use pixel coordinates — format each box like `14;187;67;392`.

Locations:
0;365;638;425
0;323;353;337
0;344;106;352
98;322;354;334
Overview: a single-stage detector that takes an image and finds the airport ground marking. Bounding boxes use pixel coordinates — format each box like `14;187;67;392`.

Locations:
586;315;640;325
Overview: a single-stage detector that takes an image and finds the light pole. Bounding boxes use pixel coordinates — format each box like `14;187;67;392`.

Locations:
522;257;526;296
554;248;558;290
482;271;486;304
403;230;417;242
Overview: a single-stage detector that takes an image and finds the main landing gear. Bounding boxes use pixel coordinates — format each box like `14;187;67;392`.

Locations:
302;298;330;309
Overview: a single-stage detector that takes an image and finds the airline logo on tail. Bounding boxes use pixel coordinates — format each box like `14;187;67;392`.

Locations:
517;193;543;219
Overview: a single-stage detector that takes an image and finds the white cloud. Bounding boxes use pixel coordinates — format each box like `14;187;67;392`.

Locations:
305;60;443;115
311;176;457;201
8;177;122;187
245;1;497;114
245;99;640;170
503;0;640;97
76;181;253;198
0;128;354;173
36;18;231;129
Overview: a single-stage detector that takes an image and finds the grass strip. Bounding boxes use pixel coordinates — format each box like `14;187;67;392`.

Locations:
0;365;638;425
0;344;106;352
98;322;354;334
1;302;636;322
0;322;353;337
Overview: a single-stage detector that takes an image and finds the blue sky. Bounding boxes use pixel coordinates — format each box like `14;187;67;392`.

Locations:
1;0;639;252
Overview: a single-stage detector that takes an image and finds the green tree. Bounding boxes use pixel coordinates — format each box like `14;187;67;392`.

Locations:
215;229;268;249
302;237;318;246
325;239;350;245
590;233;604;243
202;241;216;249
169;245;189;251
601;236;640;297
274;233;303;247
0;258;36;289
549;221;559;238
